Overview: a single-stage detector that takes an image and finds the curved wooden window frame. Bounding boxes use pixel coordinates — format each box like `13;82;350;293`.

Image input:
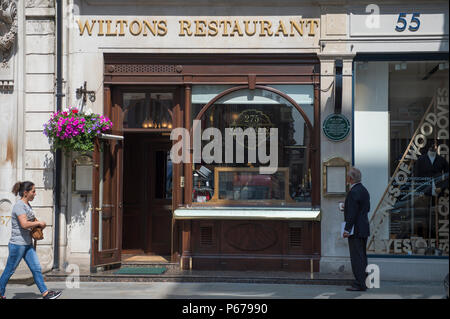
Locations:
190;84;317;207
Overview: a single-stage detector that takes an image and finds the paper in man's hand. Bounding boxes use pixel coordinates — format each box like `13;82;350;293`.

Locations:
341;222;354;237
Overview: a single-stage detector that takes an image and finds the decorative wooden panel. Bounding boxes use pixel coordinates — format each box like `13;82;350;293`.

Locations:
289;226;303;248
200;225;213;246
225;222;278;252
191;220;319;271
106;64;178;74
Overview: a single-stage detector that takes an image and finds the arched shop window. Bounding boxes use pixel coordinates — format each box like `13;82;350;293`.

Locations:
191;85;315;207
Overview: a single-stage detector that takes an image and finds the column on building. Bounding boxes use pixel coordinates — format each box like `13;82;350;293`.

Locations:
0;0;20;265
318;53;355;274
23;0;57;272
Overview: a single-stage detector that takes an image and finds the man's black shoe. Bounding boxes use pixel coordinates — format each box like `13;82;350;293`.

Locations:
346;286;367;292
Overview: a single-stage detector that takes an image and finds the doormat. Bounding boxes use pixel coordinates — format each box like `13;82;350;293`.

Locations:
113;267;167;275
123;255;169;263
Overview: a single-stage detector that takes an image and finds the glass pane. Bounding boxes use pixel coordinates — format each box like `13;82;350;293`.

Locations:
387;61;449;256
191;85;314;206
123;92;173;129
218;170;285;200
356;60;450;256
155;150;172;200
166;152;173;200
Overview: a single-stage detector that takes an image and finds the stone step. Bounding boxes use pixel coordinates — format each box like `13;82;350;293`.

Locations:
121;262;180;271
44;269;354;285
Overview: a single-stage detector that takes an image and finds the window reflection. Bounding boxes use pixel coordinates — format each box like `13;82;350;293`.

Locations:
356;60;449;256
218;170;285;201
155;150;172;200
191;86;314;207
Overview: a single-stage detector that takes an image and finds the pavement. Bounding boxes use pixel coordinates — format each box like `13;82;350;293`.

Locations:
1;280;446;299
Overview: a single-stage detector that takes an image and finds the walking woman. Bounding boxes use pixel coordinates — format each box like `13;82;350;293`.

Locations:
0;181;61;299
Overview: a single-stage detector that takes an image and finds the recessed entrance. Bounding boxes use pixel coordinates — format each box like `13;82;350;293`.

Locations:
122;132;172;255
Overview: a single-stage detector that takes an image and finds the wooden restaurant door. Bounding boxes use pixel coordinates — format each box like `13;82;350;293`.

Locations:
91;87;124;270
92;86;181;269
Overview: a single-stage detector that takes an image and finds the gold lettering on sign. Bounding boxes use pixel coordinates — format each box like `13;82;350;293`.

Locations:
230;20;244;37
290;20;304;36
130;20;143;36
77;18;320;38
116;20;128;36
208;20;219;36
275;20;288;36
97;20;105;36
179;20;192;36
220;20;232;36
106;20;117;36
77;19;96;36
143;20;158;36
158;21;168;36
306;19;319;36
259;20;273;36
195;20;207;36
244;20;257;36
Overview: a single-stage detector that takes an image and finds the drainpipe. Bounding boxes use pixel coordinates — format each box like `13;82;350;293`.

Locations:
53;0;63;271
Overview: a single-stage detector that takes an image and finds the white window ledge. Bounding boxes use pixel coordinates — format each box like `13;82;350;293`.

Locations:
174;207;321;221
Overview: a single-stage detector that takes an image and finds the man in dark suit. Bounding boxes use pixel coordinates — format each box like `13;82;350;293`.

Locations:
343;167;371;291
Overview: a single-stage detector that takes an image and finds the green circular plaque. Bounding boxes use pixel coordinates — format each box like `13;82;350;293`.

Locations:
323;114;350;141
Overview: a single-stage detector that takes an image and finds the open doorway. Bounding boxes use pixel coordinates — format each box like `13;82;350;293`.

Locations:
122;132;172;260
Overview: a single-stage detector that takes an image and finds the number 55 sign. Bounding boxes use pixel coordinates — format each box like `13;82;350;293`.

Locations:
395;13;421;32
350;6;446;37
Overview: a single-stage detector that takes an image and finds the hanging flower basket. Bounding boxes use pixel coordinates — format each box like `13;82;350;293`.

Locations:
43;107;113;154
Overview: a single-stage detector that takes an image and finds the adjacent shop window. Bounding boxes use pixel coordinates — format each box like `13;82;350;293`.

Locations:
356;60;449;256
191;85;314;207
123;92;173;129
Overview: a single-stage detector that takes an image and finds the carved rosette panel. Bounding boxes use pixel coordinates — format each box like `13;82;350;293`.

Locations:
0;0;18;63
105;64;181;74
225;223;278;251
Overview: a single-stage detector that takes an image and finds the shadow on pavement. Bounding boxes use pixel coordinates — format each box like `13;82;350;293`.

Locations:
11;292;42;299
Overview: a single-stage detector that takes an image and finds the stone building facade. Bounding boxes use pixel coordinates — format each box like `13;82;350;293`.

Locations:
1;0;56;276
0;0;448;281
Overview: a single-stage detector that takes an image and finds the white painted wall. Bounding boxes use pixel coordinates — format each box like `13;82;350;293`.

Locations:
354;62;390;241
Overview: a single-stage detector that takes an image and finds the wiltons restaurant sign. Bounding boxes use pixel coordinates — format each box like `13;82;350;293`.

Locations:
76;18;320;38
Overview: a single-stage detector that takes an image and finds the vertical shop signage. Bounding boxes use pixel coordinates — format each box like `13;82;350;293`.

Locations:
368;88;449;255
